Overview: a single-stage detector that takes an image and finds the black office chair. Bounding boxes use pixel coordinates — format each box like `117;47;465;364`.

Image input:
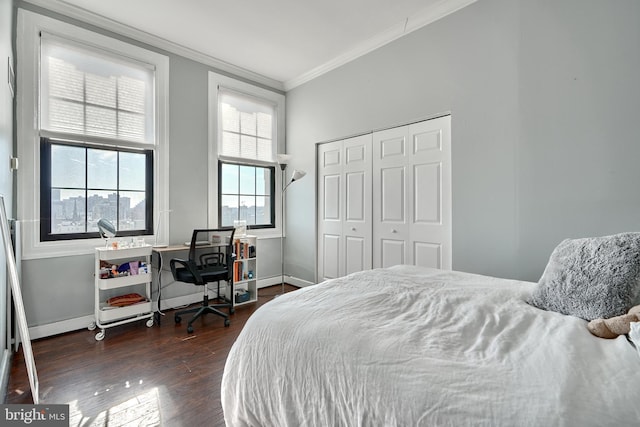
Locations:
170;228;235;333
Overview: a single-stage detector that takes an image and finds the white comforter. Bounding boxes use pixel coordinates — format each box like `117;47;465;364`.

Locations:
222;266;640;426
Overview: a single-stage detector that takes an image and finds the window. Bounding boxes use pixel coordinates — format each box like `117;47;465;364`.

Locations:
40;139;153;241
217;87;278;229
208;71;284;237
219;161;275;228
17;10;169;259
37;33;156;241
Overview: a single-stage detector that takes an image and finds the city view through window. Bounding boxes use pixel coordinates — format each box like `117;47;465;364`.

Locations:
49;143;148;235
51;190;146;234
219;162;272;228
219;198;270;228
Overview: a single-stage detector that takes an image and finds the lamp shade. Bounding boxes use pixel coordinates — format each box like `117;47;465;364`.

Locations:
277;154;292;165
291;169;306;182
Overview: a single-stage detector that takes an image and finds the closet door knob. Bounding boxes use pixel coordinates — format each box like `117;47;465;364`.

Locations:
351;227;356;231
391;229;397;233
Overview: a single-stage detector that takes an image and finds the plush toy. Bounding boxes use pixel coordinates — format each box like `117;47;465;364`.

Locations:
587;305;640;339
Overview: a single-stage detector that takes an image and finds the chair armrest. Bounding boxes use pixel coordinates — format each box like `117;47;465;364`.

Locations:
170;258;204;285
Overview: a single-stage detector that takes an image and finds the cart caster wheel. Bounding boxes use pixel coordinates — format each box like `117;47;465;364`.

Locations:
187;326;194;334
224;319;231;327
95;330;105;341
146;319;154;328
88;321;96;331
175;315;181;324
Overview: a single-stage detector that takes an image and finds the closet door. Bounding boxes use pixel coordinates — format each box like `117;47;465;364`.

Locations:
317;141;344;281
373;126;410;268
409;116;451;269
343;134;372;275
373;115;451;269
317;135;372;281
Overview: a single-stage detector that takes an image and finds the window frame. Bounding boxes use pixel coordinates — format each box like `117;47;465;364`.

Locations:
39;138;154;241
17;10;170;260
217;160;276;229
208;71;285;239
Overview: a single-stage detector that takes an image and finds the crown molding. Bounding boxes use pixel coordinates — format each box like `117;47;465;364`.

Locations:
19;0;285;92
20;0;477;93
283;0;477;91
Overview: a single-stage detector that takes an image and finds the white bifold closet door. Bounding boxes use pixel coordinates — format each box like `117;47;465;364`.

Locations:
373;115;451;269
317;115;451;281
317;134;373;281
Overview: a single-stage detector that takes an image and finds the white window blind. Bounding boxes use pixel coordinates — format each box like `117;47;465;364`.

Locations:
218;87;276;163
40;34;155;144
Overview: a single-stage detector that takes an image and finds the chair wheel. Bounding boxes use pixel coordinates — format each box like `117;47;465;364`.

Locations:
230;308;235;314
187;325;194;333
224;318;230;327
174;315;181;324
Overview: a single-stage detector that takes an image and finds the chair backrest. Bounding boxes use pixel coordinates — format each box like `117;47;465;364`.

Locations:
187;228;236;279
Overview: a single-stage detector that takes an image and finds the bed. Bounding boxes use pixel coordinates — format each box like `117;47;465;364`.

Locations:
222;236;640;426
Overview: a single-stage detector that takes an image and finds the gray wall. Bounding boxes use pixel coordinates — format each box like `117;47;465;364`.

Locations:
516;0;640;279
15;0;640;329
17;2;283;328
286;0;640;283
1;0;15;355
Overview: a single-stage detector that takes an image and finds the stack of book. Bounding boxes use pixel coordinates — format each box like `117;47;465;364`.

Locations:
234;240;256;260
233;260;244;282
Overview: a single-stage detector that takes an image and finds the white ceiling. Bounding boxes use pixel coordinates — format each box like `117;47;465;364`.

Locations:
28;0;476;90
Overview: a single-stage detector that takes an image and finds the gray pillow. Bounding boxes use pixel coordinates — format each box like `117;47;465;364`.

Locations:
527;232;640;321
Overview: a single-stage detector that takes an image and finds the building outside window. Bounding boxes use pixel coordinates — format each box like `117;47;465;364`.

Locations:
218;161;274;228
40;140;153;240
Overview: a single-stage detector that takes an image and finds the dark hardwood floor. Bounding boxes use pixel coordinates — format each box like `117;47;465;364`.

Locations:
6;285;298;426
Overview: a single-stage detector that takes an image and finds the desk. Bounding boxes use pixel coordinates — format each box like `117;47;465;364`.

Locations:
152;243;226;324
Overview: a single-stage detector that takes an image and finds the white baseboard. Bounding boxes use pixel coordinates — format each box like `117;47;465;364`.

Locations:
287;276;315;288
28;276;317;340
29;292;207;340
29;315;96;340
257;276;282;288
258;275;315;288
157;291;212;312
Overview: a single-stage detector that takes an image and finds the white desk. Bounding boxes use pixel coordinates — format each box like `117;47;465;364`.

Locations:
152;243;227;323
